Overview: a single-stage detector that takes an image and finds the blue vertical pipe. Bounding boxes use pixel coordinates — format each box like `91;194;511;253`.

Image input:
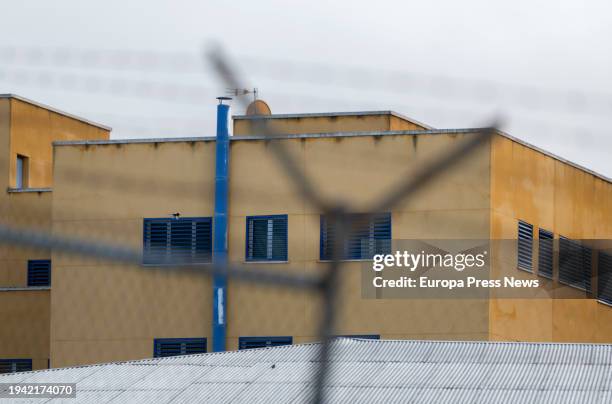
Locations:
212;99;230;352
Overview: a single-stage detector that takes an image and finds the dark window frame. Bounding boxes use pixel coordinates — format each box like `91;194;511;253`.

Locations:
245;214;288;262
153;338;207;358
16;154;29;189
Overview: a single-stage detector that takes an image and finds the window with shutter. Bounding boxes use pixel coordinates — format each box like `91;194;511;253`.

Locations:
245;215;288;262
597;252;612;305
559;237;592;292
27;260;51;287
517;221;533;272
0;359;32;374
153;338;206;357
320;213;391;260
537;229;554;279
143;218;212;265
238;336;292;350
334;335;380;340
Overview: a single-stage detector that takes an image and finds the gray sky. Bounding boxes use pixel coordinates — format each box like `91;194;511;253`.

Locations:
1;0;611;177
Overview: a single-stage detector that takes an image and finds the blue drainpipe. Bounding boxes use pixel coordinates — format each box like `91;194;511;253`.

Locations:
212;97;231;352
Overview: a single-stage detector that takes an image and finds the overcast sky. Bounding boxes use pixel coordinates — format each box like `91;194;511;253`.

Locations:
1;0;611;177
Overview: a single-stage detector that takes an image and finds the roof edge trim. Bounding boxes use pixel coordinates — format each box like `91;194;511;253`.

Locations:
0;94;112;131
232;110;434;129
52;128;610;184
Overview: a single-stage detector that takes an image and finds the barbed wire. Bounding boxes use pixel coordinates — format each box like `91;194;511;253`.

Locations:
2;65;609;154
0;223;322;291
1;59;610;158
1;46;611;117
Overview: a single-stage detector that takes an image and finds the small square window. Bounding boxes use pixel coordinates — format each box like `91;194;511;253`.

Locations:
27;260;51;287
246;215;288;261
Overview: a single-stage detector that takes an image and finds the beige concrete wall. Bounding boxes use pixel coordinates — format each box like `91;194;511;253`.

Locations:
0;192;52;287
489;134;612;342
0;290;50;371
233;113;427;136
0;97;110;371
0;99;11;237
389;115;427;131
8;98;110;189
50;131;492;365
1;97;109;286
50;141;216;367
0;99;50;371
227;133;491;349
0;99;9;190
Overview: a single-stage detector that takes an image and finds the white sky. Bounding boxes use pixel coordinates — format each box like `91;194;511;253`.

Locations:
1;0;611;177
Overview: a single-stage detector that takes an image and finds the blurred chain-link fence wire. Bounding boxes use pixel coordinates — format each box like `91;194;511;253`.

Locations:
0;44;495;403
1;46;611;139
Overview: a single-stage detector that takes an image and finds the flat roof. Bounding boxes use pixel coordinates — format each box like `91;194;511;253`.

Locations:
3;339;612;403
233;110;434;129
0;94;112;131
53;128;610;184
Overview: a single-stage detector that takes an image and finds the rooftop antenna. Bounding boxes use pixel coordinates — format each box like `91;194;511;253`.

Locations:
226;87;258;103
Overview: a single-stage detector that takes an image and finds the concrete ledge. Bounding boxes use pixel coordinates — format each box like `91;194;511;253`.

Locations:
7;187;52;193
0;286;50;292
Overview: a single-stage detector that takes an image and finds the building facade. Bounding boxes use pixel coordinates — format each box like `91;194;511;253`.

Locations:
1;96;611;370
0;95;110;372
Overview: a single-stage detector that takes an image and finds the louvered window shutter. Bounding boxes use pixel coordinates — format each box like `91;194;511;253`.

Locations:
517;221;534;272
144;218;212;264
246;215;288;261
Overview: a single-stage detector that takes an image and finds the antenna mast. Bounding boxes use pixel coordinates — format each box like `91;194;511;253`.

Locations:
226;87;258;103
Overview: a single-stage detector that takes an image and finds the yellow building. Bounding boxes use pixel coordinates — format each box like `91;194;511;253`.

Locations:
1;96;611;371
0;94;110;372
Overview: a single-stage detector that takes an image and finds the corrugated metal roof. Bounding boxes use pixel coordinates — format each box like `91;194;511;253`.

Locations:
3;339;612;403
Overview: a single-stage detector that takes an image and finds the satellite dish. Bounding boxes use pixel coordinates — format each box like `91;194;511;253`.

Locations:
246;99;271;116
